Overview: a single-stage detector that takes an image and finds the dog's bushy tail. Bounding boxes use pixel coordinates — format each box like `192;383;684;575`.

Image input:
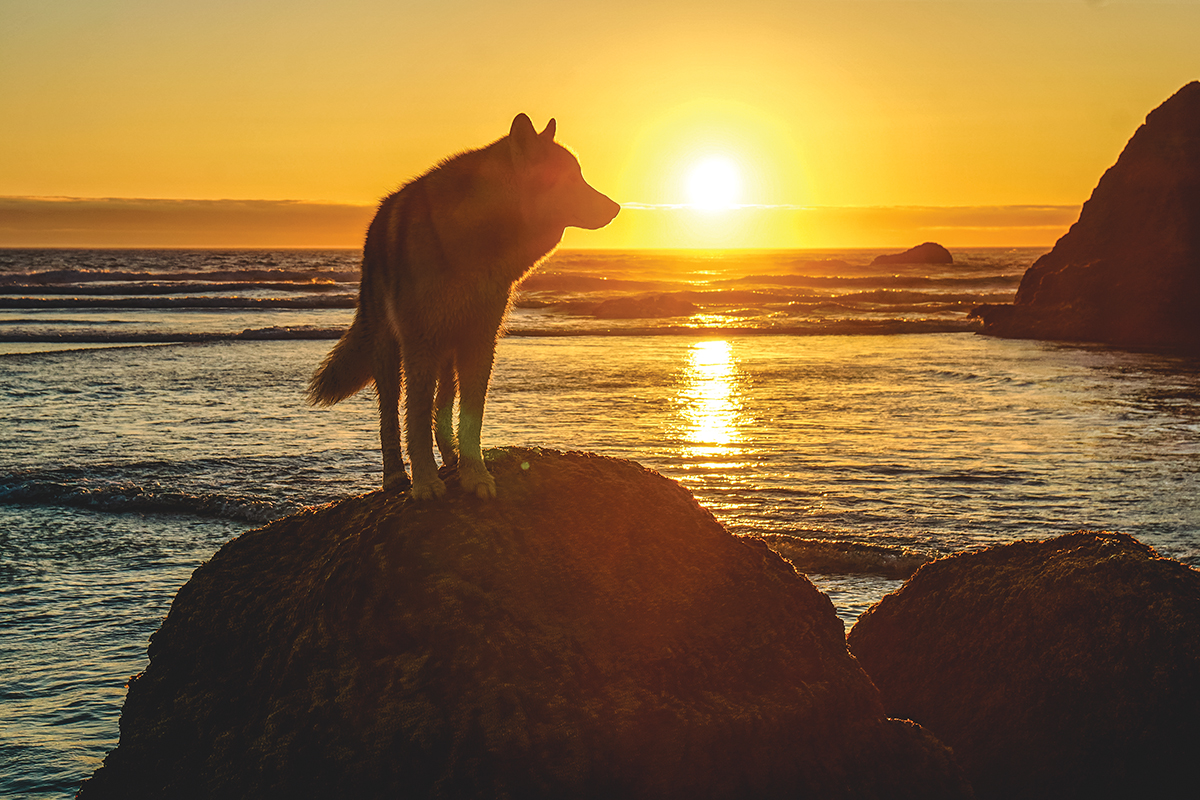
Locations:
308;314;374;406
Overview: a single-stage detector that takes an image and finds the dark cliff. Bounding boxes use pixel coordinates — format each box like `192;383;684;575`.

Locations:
848;531;1200;800
79;448;970;799
974;82;1200;350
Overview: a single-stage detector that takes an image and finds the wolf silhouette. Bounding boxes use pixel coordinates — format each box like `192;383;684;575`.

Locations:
308;115;619;499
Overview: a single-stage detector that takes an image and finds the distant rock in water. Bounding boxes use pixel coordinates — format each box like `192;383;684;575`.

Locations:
79;448;971;799
870;242;953;266
973;82;1200;351
848;531;1200;800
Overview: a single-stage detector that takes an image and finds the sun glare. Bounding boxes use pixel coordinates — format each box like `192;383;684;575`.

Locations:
686;157;742;210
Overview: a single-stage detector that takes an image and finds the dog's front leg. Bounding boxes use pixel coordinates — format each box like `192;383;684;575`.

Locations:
402;346;446;500
433;356;458;468
455;338;497;499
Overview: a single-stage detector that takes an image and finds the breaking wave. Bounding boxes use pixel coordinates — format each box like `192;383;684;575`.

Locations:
725;273;1020;289
0;326;345;344
0;268;360;285
757;534;934;579
0;471;300;524
0;281;352;296
0;296;356;309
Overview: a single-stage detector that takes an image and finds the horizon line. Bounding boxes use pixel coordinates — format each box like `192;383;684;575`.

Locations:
2;195;1081;211
0;195;1081;249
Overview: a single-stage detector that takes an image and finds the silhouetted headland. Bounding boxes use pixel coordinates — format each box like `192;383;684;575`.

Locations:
973;81;1200;351
870;242;953;266
849;531;1200;800
77;448;970;799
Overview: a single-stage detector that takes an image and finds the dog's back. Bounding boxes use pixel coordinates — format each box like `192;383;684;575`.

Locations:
307;191;410;408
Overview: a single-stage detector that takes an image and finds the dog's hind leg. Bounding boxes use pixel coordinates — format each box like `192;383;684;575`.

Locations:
433;356;458;468
402;346;447;500
454;338;498;500
373;337;410;491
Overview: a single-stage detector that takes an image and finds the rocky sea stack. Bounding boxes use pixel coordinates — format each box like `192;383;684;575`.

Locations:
870;242;953;266
848;531;1200;800
78;448;969;799
973;82;1200;351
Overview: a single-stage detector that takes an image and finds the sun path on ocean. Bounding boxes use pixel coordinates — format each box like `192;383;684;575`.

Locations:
685;156;742;210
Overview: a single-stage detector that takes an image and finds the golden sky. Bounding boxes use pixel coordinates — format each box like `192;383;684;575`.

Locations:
2;0;1198;248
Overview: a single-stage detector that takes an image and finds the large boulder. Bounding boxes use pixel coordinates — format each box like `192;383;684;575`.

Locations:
974;82;1200;350
79;448;970;799
848;531;1200;800
870;243;953;266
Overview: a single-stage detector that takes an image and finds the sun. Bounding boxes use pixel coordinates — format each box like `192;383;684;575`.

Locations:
686;156;742;210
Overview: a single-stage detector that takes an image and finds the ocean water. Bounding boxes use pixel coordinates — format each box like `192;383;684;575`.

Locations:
2;248;1199;796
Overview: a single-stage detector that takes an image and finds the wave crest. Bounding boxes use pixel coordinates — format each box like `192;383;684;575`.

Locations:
757;534;933;578
0;475;298;523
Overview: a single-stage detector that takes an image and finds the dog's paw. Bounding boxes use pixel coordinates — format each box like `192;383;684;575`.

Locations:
411;475;447;501
459;464;497;500
383;471;412;492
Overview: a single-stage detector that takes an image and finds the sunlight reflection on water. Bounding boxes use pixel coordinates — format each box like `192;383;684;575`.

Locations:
677;339;744;459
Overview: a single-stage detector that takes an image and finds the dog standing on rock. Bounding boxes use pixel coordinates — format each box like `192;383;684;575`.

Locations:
308;115;619;499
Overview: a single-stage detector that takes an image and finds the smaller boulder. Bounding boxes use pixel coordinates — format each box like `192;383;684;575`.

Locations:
870;243;953;266
848;531;1200;800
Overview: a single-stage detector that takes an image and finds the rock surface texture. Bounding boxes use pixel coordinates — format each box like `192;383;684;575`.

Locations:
79;448;970;800
848;531;1200;800
869;242;953;266
973;82;1200;350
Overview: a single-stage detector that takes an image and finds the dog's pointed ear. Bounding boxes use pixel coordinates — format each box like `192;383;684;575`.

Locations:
510;113;538;158
540;118;556;141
